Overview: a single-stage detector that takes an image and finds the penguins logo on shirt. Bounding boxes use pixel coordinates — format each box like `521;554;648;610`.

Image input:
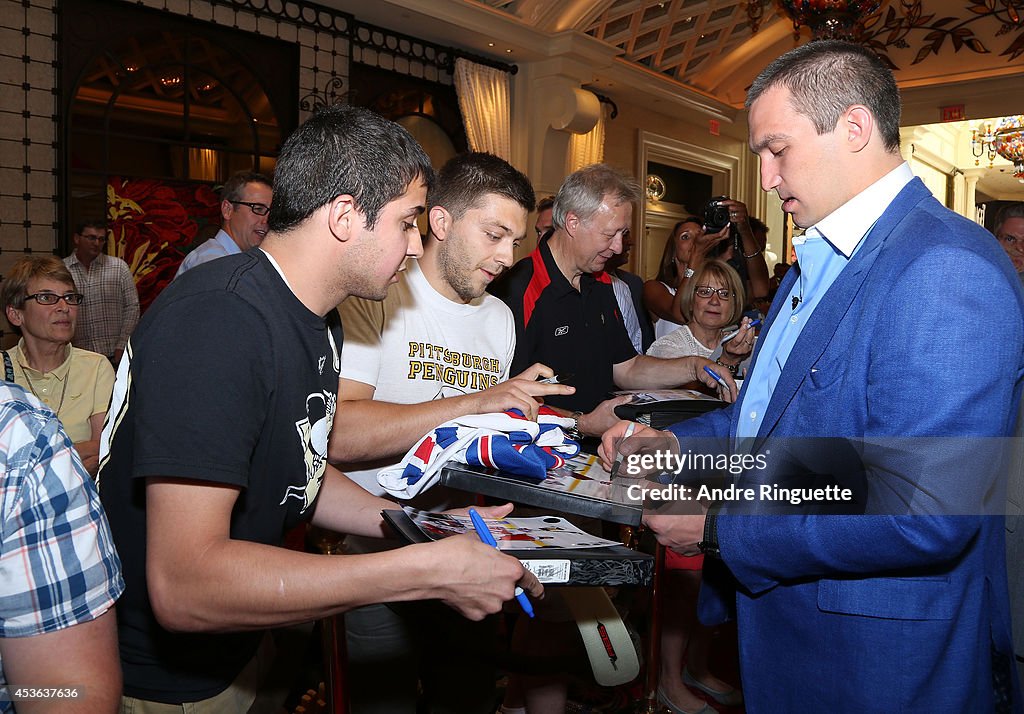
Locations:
279;333;339;513
279;389;336;513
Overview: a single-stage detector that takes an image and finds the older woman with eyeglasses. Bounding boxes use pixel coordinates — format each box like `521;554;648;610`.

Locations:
646;259;757;378
2;256;115;475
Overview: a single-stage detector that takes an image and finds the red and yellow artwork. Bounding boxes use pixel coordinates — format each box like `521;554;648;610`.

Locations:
106;177;221;312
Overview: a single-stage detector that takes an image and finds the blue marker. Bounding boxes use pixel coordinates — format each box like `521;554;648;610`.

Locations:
703;365;731;395
720;318;762;344
468;508;535;618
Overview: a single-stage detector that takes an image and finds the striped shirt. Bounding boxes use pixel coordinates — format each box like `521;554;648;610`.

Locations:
0;383;124;704
64;253;140;359
610;273;644;353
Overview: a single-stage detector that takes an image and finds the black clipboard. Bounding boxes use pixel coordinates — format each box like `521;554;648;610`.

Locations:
439;462;643;527
614;396;727;429
381;509;653;586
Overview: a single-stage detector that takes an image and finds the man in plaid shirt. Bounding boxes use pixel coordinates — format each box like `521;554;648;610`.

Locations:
64;221;139;365
0;381;124;712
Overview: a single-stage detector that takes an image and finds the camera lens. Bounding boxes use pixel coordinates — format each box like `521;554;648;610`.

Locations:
703;196;731;233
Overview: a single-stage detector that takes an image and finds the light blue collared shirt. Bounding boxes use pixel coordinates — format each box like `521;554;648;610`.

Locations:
174;229;241;279
735;162;914;439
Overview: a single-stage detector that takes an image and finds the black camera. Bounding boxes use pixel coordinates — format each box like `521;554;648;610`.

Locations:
703;196;732;233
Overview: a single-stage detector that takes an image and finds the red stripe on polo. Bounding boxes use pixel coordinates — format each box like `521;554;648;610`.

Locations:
523;248;551;328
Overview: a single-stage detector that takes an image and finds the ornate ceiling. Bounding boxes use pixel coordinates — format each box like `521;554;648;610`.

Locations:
326;0;1023;196
582;0;755;86
468;0;1024;113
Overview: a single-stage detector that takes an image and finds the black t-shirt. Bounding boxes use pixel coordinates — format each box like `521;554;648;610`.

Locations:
490;241;636;413
98;249;343;703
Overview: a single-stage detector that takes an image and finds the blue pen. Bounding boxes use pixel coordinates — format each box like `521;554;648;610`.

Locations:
703;365;731;395
468;508;535;618
720;318;762;344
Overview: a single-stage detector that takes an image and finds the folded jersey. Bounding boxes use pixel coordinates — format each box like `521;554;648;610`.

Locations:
378;407;580;500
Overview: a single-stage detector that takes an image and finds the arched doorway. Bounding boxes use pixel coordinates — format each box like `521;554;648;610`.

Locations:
61;0;296;309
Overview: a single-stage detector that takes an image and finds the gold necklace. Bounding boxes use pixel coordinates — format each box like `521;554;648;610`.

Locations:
18;358;69;416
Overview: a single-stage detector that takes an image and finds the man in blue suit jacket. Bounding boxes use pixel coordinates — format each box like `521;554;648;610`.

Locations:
602;41;1024;712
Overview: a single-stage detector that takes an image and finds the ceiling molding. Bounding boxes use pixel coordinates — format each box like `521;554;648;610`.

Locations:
599;56;740;123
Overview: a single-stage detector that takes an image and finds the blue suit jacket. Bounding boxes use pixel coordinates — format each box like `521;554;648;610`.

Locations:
669;178;1024;712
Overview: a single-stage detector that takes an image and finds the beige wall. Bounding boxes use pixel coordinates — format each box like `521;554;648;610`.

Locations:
606;99;748;281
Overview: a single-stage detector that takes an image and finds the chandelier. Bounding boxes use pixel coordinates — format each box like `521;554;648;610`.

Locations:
972;116;1024;182
775;0;882;40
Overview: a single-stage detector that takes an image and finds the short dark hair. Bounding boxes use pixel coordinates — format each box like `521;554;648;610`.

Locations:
553;164;642;230
74;220;106;235
268;106;434;233
994;203;1024;234
220;171;272;203
428;153;535;228
746;40;901;154
536;196;555;213
2;256;77;334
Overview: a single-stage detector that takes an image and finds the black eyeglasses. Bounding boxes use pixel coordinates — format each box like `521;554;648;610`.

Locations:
229;200;270;216
695;285;732;300
25;292;85;306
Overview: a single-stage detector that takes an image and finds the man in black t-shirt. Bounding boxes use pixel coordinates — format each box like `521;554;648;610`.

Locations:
491;164;738;438
97;106;542;711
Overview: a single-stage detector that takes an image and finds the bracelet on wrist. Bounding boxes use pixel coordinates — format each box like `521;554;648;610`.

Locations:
715;357;739;376
742;248;763;259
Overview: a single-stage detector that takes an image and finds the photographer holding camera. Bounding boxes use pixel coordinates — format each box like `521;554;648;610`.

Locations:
644;197;770;338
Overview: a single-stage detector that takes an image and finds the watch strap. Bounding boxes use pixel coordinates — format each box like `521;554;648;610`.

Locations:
565;410;584;440
698;509;721;558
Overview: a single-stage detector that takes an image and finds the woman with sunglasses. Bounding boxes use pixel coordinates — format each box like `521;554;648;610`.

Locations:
2;256;115;476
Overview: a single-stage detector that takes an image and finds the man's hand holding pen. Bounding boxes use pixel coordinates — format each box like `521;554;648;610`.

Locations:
599;422;709;556
435;502;544;619
598;421;680;478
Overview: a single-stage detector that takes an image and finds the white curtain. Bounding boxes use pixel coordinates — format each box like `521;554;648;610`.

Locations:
567;101;606;173
453;58;511;160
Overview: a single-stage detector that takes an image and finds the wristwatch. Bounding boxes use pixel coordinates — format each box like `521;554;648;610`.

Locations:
697;510;721;558
565;411;584;441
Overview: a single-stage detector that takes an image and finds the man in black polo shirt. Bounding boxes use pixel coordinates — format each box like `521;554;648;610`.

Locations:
491;164;735;437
